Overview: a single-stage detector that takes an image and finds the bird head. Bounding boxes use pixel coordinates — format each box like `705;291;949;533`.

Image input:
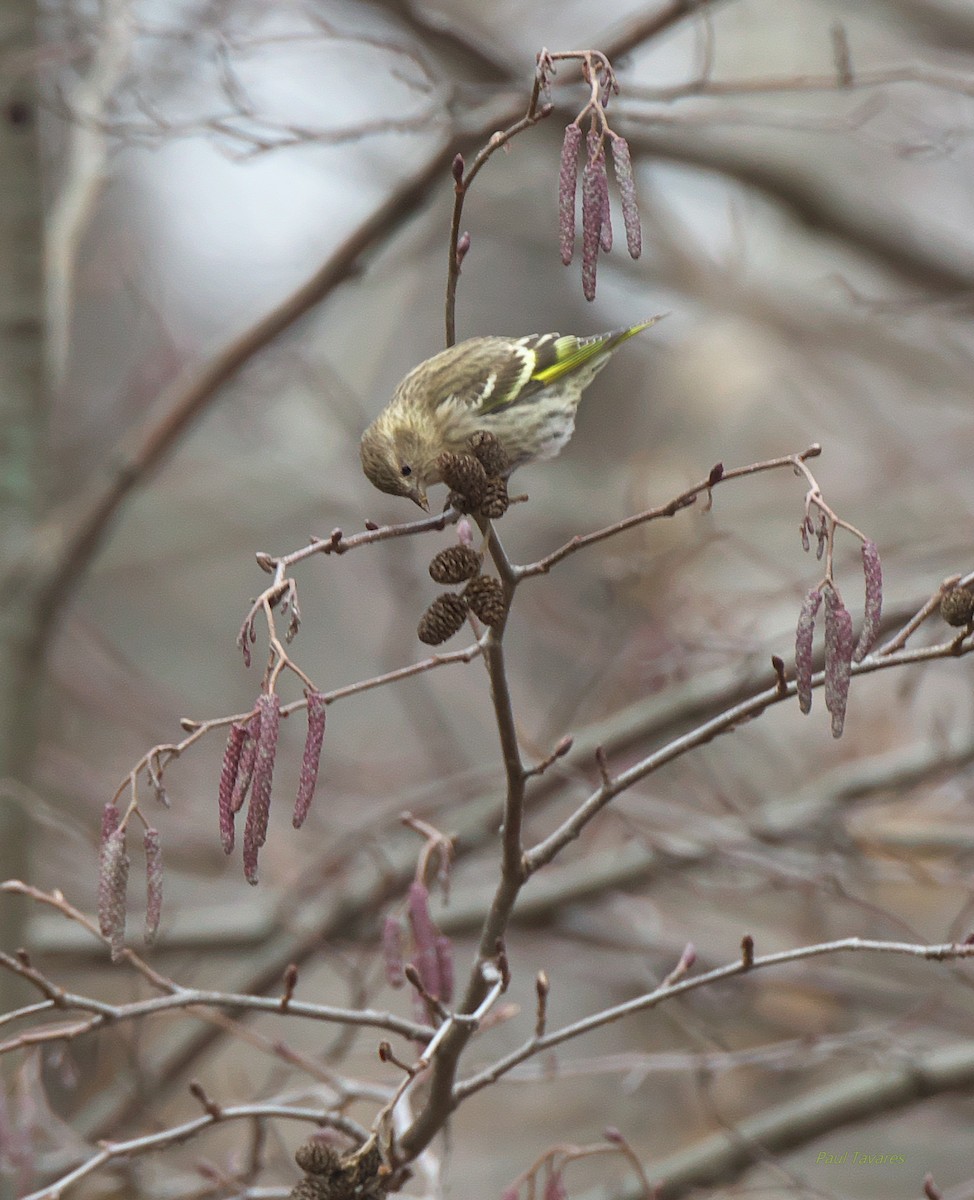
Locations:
359;418;432;510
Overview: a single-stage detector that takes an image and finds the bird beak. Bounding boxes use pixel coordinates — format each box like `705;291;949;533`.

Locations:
408;487;429;512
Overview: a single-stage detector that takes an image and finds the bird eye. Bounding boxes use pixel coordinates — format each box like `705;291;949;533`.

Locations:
400;465;412;477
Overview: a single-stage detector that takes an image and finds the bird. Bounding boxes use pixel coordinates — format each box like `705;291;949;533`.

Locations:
360;317;665;509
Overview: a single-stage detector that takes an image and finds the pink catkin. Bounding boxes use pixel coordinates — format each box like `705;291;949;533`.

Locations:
100;801;120;851
434;934;454;1004
558;124;582;265
581;157;603;301
587;130;611;254
854;539;883;662
293;691;326;829
543;1171;568;1200
382;915;406;989
795;587;822;715
97;804;121;936
609;134;642;259
99;828;129;961
231;712;261;815
823;584;854;738
218;721;247;853
243;693;281;884
407;880;442;998
143;828;163;943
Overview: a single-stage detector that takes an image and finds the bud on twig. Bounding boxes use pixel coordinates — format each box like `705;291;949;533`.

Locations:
451;152;464;184
815;515;829;561
293;691;326;829
455;230;471;270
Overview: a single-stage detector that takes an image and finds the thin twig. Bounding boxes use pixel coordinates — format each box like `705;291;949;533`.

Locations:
455;936;974;1100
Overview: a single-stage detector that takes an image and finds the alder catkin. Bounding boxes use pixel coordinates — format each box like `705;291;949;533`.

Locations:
581;141;605;301
823;585;854;738
407;880;443;998
795;587;822;715
99;828;129;961
610;134;642;259
243;693;281;884
218;721;247;853
293;691;326;829
382;915;406;989
558;123;582;265
143;828;163;944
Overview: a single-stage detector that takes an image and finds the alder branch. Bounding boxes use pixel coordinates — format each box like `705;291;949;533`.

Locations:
525;628;974;874
0;945;429;1054
516;446;821;579
113;634;486;809
19;1100;350;1200
454;936;974;1100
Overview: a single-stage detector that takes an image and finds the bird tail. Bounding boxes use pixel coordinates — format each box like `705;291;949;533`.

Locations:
600;314;668;353
532;314;667;385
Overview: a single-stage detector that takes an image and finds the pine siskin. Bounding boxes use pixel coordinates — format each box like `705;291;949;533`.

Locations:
360;317;664;509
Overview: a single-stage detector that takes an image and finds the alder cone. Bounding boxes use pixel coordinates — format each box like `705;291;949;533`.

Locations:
446;489;477;515
436;451;488;506
480;478;509;519
418;593;468;644
464;575;506;626
429;545;481;585
941;586;974;627
468;430;510;477
294;1141;341;1177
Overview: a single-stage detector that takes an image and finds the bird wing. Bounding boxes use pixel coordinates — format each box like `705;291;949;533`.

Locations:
424;326;643;416
470;331;622;413
421;337;538;416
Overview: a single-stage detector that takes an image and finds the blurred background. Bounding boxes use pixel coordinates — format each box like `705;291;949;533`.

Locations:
4;0;974;1196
